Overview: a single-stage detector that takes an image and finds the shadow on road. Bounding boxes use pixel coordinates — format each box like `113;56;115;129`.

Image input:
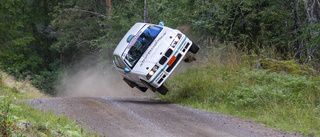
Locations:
106;97;171;105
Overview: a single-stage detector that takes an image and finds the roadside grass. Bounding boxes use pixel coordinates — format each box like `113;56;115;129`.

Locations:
161;42;320;136
0;71;49;100
0;71;98;136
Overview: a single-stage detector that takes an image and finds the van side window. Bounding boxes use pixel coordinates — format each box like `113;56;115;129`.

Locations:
113;55;126;69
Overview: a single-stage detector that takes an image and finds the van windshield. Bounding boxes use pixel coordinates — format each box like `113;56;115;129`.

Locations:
124;25;163;68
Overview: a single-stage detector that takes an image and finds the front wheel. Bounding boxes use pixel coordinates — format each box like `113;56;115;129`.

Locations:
189;43;199;54
157;85;168;95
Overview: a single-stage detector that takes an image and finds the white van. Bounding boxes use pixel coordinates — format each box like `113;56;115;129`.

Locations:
113;22;199;95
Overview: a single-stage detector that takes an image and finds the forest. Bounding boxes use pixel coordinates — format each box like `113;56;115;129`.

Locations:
0;0;319;94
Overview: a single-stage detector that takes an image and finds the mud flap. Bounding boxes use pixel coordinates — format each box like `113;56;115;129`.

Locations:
123;78;147;92
136;86;148;92
141;80;157;92
184;52;196;63
123;78;135;88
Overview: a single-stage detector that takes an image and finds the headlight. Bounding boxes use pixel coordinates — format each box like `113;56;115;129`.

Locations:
146;65;159;80
172;33;182;48
174;37;180;43
148;71;155;76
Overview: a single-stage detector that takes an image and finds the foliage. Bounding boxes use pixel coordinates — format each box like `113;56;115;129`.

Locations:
256;59;319;76
0;0;319;95
0;0;61;93
191;0;292;45
189;0;319;69
0;0;37;78
15;103;93;137
0;1;319;135
31;70;60;95
0;95;21;136
162;43;320;136
0;95;95;136
0;75;97;136
51;1;109;65
295;23;320;66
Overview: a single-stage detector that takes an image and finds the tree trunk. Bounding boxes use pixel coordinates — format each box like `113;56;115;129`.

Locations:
43;0;48;15
106;0;111;16
303;0;320;63
315;0;320;22
293;0;302;59
128;0;143;21
144;0;149;23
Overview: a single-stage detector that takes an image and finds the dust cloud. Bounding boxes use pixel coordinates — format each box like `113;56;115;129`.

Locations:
56;50;201;98
56;64;153;98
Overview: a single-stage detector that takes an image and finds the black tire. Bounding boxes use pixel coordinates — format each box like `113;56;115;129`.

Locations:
157;85;168;95
189;43;199;54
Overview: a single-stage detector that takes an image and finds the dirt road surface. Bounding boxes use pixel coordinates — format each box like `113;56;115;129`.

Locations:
25;97;300;137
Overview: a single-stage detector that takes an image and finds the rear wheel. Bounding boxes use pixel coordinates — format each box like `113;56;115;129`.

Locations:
189;43;199;54
157;85;168;95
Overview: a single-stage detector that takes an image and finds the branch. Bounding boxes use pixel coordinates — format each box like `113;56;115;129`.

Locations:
75;40;101;48
150;1;167;23
128;0;143;18
63;8;108;18
144;0;148;23
75;40;89;48
149;7;161;23
230;1;243;34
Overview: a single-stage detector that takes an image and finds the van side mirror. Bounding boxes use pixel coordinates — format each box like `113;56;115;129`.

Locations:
158;22;164;27
127;34;134;43
124;67;131;73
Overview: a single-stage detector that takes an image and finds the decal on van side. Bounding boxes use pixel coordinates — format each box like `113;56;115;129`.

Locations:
140;32;166;67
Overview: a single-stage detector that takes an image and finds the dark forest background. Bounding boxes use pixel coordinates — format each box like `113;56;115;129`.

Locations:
1;0;319;94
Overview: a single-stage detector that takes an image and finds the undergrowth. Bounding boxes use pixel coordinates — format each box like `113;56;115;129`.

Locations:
0;71;97;136
162;41;320;136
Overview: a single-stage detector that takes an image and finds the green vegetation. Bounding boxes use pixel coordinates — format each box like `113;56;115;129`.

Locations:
0;0;319;136
161;43;320;136
0;71;97;136
0;0;319;94
256;59;319;77
189;0;320;65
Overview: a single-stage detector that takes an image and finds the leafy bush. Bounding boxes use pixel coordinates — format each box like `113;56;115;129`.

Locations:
31;70;60;95
256;59;319;76
0;95;21;136
189;0;320;69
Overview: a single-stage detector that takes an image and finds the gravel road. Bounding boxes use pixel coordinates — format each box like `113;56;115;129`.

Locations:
25;97;300;137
